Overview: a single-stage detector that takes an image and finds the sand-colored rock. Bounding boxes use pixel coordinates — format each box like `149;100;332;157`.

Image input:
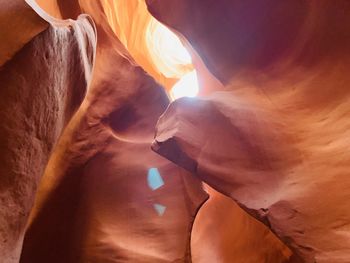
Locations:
0;1;95;262
35;0;81;19
150;1;350;262
192;186;292;263
0;0;47;66
153;67;350;262
0;0;347;262
20;2;208;262
146;0;309;85
23;1;298;262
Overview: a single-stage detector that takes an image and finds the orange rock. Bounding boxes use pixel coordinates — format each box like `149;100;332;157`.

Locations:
150;1;350;262
0;1;95;262
0;0;47;66
192;186;292;263
20;1;207;262
1;0;347;262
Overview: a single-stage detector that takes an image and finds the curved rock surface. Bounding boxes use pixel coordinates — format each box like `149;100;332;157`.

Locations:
28;1;293;262
150;0;350;262
153;78;350;262
0;0;47;66
14;1;303;262
2;0;349;262
0;1;95;262
192;186;292;263
21;1;207;262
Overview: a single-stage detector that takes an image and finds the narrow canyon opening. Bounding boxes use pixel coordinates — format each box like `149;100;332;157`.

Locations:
2;1;349;263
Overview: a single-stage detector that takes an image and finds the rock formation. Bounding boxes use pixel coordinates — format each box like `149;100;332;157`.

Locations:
1;0;349;262
20;1;208;262
191;186;292;263
0;0;95;262
17;1;291;262
149;0;350;262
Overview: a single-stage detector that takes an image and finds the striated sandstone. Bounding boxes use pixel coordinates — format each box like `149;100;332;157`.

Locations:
0;1;96;261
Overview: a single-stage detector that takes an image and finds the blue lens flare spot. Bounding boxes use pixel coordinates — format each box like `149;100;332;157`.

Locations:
154;203;166;216
147;168;164;190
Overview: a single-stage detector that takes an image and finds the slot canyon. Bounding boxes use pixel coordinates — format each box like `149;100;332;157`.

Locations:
0;0;349;262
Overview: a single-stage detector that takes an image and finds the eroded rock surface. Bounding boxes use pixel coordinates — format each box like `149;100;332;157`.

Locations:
20;2;207;262
0;0;47;66
150;1;350;262
153;67;350;262
0;1;95;261
19;1;306;262
146;0;309;84
1;0;348;262
192;186;292;263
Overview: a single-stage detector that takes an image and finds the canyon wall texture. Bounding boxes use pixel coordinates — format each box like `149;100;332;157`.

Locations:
148;0;350;262
191;186;292;263
18;1;292;262
21;1;208;262
0;1;95;262
1;0;349;262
